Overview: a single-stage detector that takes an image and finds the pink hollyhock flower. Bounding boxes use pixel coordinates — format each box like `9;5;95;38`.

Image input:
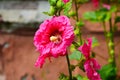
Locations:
78;38;101;80
92;0;99;7
103;4;111;10
62;0;70;4
84;59;101;80
34;16;74;68
78;38;92;59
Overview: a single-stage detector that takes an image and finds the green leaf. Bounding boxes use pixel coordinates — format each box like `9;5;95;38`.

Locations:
82;77;89;80
69;50;82;60
43;12;51;16
98;63;117;80
63;0;72;16
84;12;97;22
84;7;112;22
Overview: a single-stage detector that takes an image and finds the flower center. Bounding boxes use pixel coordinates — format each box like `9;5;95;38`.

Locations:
50;35;61;43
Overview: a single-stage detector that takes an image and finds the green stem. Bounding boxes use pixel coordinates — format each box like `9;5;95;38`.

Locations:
109;19;115;65
66;53;72;80
102;22;110;55
74;0;82;45
74;0;79;21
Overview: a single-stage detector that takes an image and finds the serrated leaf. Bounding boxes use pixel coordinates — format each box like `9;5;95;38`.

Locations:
69;50;82;60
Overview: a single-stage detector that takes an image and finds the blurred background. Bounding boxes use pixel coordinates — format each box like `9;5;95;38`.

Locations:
0;0;120;80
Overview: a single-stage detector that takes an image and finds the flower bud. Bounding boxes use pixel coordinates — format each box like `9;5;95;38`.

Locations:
108;41;114;47
49;6;56;15
57;0;64;8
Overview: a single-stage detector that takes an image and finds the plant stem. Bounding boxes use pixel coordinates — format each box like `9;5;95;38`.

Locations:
109;18;115;65
74;0;79;21
74;0;82;45
102;22;110;55
66;53;72;80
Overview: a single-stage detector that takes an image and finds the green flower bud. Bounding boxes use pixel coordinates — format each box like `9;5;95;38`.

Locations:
108;58;113;63
110;50;114;55
49;6;56;15
57;0;64;8
108;41;114;47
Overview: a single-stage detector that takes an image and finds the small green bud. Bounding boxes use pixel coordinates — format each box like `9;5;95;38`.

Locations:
56;0;64;8
108;58;113;63
49;6;56;15
108;41;114;47
110;50;114;55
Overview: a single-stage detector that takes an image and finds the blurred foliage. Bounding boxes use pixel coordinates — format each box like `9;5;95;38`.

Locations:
98;63;117;80
84;6;117;22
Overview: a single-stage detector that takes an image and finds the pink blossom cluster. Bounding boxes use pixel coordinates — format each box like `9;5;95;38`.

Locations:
34;16;74;68
78;38;101;80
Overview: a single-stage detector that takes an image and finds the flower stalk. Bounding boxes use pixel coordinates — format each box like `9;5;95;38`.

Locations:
74;0;82;45
108;18;115;65
66;53;72;80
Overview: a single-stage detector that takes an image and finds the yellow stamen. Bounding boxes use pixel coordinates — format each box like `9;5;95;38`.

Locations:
50;36;58;42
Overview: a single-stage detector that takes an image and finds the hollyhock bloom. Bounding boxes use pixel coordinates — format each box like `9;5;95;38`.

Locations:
62;0;70;4
78;38;92;59
84;59;101;80
78;38;101;80
34;16;74;68
103;4;111;10
92;0;99;7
